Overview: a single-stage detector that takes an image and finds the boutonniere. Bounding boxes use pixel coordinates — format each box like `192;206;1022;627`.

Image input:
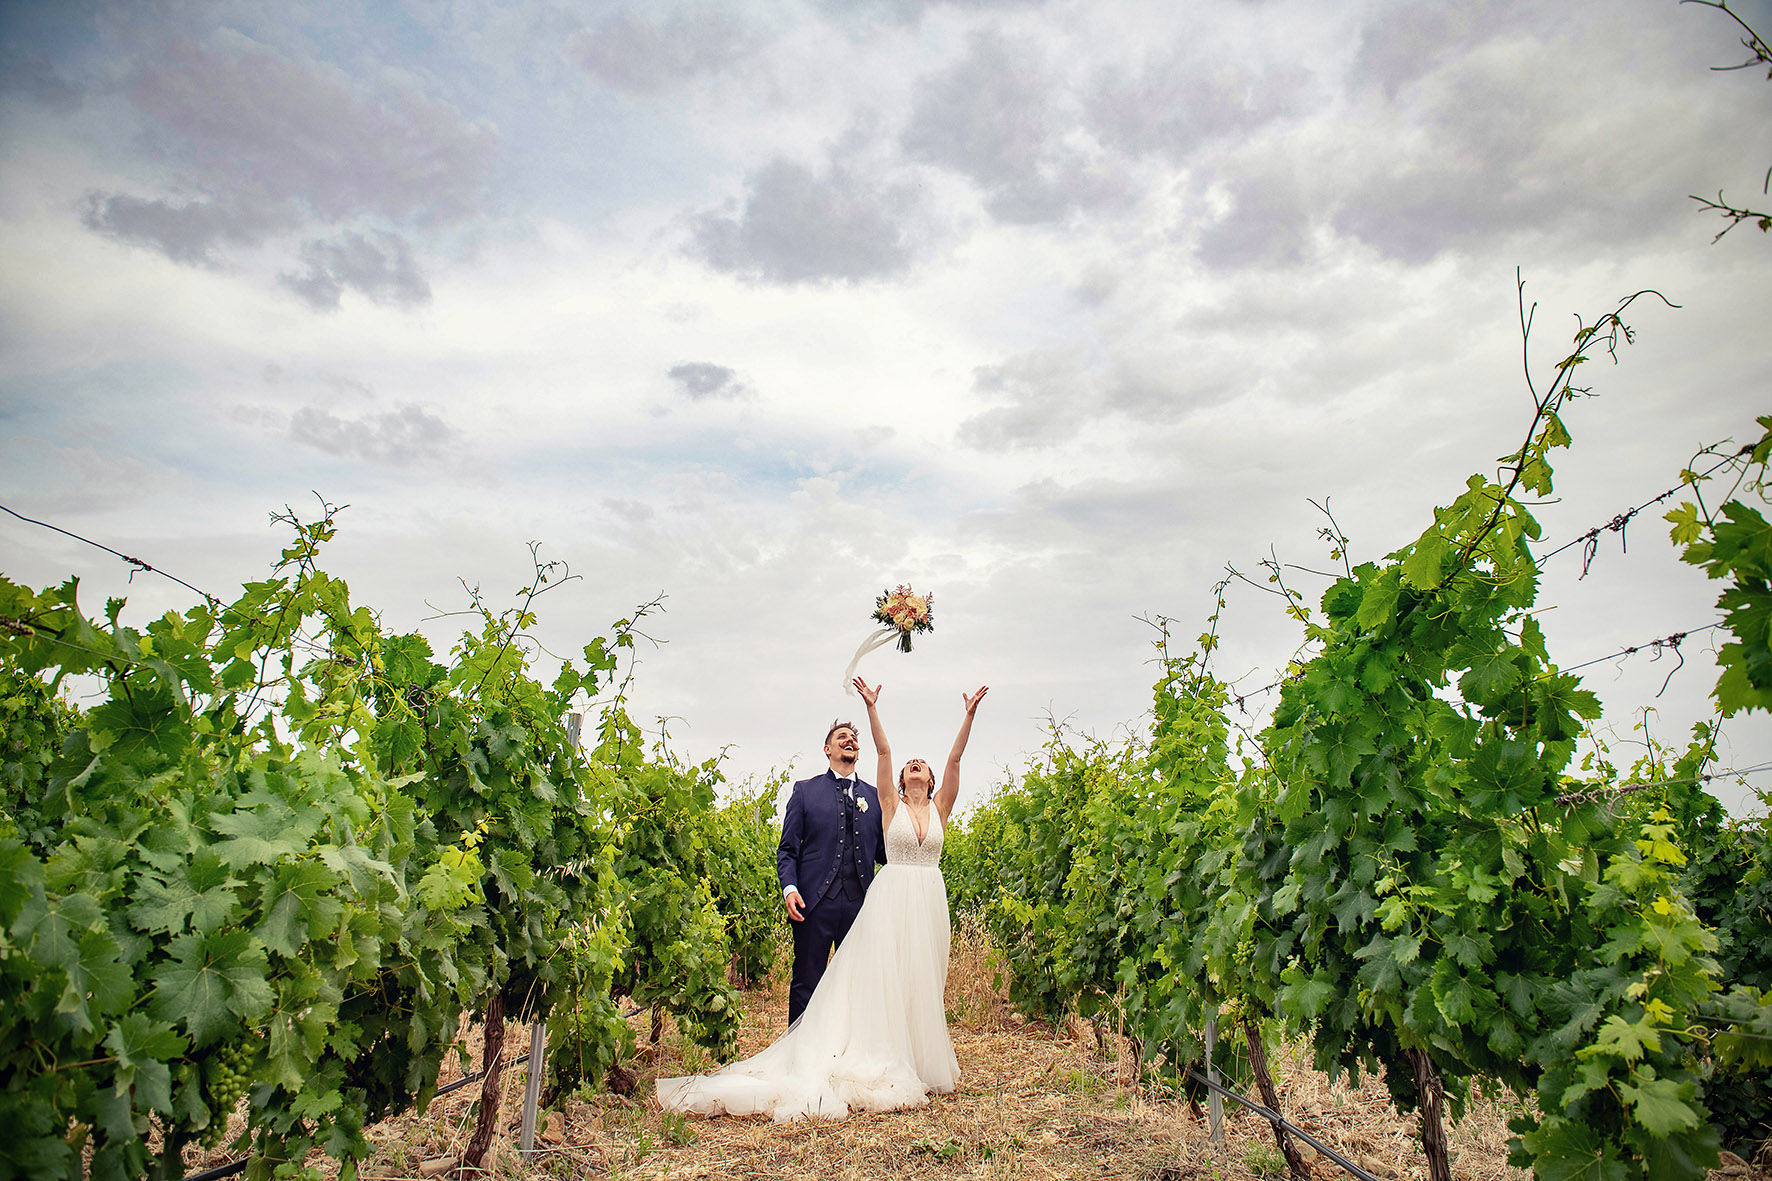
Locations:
857;797;869;813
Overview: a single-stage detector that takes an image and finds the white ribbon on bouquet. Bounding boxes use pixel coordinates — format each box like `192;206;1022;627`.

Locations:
843;627;901;695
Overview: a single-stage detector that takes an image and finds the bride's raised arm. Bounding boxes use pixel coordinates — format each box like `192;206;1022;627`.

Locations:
935;685;987;823
853;678;897;830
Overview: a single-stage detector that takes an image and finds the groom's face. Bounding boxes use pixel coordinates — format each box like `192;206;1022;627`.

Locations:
825;725;860;773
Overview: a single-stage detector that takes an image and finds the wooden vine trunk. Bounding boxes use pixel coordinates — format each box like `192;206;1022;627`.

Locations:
1242;1020;1313;1180
1405;1048;1453;1181
451;991;507;1179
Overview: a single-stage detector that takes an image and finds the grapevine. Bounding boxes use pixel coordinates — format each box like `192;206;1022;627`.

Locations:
0;511;757;1181
947;293;1767;1180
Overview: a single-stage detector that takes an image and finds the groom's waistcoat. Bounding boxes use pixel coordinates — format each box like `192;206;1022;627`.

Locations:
777;770;887;908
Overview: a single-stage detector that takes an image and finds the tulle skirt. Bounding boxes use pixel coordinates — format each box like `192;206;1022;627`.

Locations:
656;863;958;1121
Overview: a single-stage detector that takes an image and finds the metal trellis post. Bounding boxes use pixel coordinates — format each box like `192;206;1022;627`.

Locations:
1205;1015;1223;1145
519;1021;548;1155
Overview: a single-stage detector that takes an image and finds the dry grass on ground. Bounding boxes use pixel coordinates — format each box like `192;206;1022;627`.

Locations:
184;917;1771;1181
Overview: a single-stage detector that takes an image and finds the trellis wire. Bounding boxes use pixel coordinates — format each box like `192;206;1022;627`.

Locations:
1182;1066;1385;1181
1532;449;1740;577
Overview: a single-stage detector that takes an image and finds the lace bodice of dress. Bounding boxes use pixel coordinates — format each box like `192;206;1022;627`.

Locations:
885;803;943;868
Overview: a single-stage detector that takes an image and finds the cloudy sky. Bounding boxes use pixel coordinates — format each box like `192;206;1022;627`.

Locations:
2;0;1769;814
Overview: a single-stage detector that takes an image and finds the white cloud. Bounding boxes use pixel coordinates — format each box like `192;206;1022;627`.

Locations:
2;0;1769;815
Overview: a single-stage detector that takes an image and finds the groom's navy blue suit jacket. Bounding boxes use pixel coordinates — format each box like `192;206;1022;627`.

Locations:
777;769;887;908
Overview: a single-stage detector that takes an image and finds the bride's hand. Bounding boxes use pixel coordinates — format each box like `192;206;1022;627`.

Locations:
963;685;988;715
853;677;881;707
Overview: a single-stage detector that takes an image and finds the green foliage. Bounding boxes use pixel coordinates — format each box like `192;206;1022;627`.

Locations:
707;775;789;988
1244;309;1728;1179
1647;725;1772;1155
952;298;1759;1180
1666;415;1772;717
944;624;1251;1093
0;512;751;1180
1655;418;1772;1154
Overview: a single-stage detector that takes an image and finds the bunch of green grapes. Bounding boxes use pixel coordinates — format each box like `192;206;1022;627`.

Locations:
201;1040;256;1147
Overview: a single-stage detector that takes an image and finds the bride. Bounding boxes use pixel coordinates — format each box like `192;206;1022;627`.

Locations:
655;678;989;1121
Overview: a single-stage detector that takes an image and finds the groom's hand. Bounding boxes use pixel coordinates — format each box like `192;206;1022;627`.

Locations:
784;887;805;921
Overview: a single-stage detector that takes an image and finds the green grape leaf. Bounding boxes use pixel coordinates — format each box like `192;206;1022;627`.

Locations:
15;891;134;1033
208;796;314;869
1434;974;1479;1026
1665;503;1703;547
1443;927;1493;969
1713;648;1772;717
1637;1116;1721;1181
1402;532;1451;591
0;840;43;927
257;861;345;956
104;1014;185;1113
1460;648;1523;705
149;929;275;1047
1561;1058;1613;1107
1519;1119;1628;1181
1618;1073;1700;1136
1279;969;1335;1021
1579;1014;1660;1063
1355;569;1401;630
127;852;237;935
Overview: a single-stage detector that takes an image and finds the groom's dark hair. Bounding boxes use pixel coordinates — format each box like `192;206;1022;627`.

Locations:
825;719;857;746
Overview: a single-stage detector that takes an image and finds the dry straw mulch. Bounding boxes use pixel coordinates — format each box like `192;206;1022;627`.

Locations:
188;917;1770;1181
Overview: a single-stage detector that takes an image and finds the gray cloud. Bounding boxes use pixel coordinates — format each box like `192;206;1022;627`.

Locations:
288;402;455;465
568;11;752;94
958;342;1243;450
667;362;750;400
604;497;656;524
901;30;1125;224
1;56;83;113
689;157;918;283
76;34;494;296
815;0;1046;27
278;231;431;311
1350;0;1532;96
261;365;376;400
129;37;497;225
1196;168;1315;269
1086;48;1303;161
1104;353;1237;422
79;192;296;267
1329;32;1736;263
957;350;1089;450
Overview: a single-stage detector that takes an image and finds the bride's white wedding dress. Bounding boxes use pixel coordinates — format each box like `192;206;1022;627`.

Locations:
656;804;959;1121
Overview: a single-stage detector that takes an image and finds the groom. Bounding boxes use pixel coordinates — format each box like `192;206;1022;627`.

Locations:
777;717;887;1024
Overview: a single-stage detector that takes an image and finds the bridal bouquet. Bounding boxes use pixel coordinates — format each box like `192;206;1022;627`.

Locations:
843;584;935;693
873;585;934;653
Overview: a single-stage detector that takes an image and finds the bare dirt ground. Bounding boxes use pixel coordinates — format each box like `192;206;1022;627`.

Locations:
185;920;1770;1181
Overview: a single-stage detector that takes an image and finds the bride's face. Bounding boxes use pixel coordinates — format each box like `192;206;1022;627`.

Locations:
900;759;933;797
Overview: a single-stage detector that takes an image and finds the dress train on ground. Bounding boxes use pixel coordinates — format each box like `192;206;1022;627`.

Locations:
657;807;957;1121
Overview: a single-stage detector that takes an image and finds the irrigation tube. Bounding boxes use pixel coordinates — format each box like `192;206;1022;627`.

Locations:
1182;1067;1386;1181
